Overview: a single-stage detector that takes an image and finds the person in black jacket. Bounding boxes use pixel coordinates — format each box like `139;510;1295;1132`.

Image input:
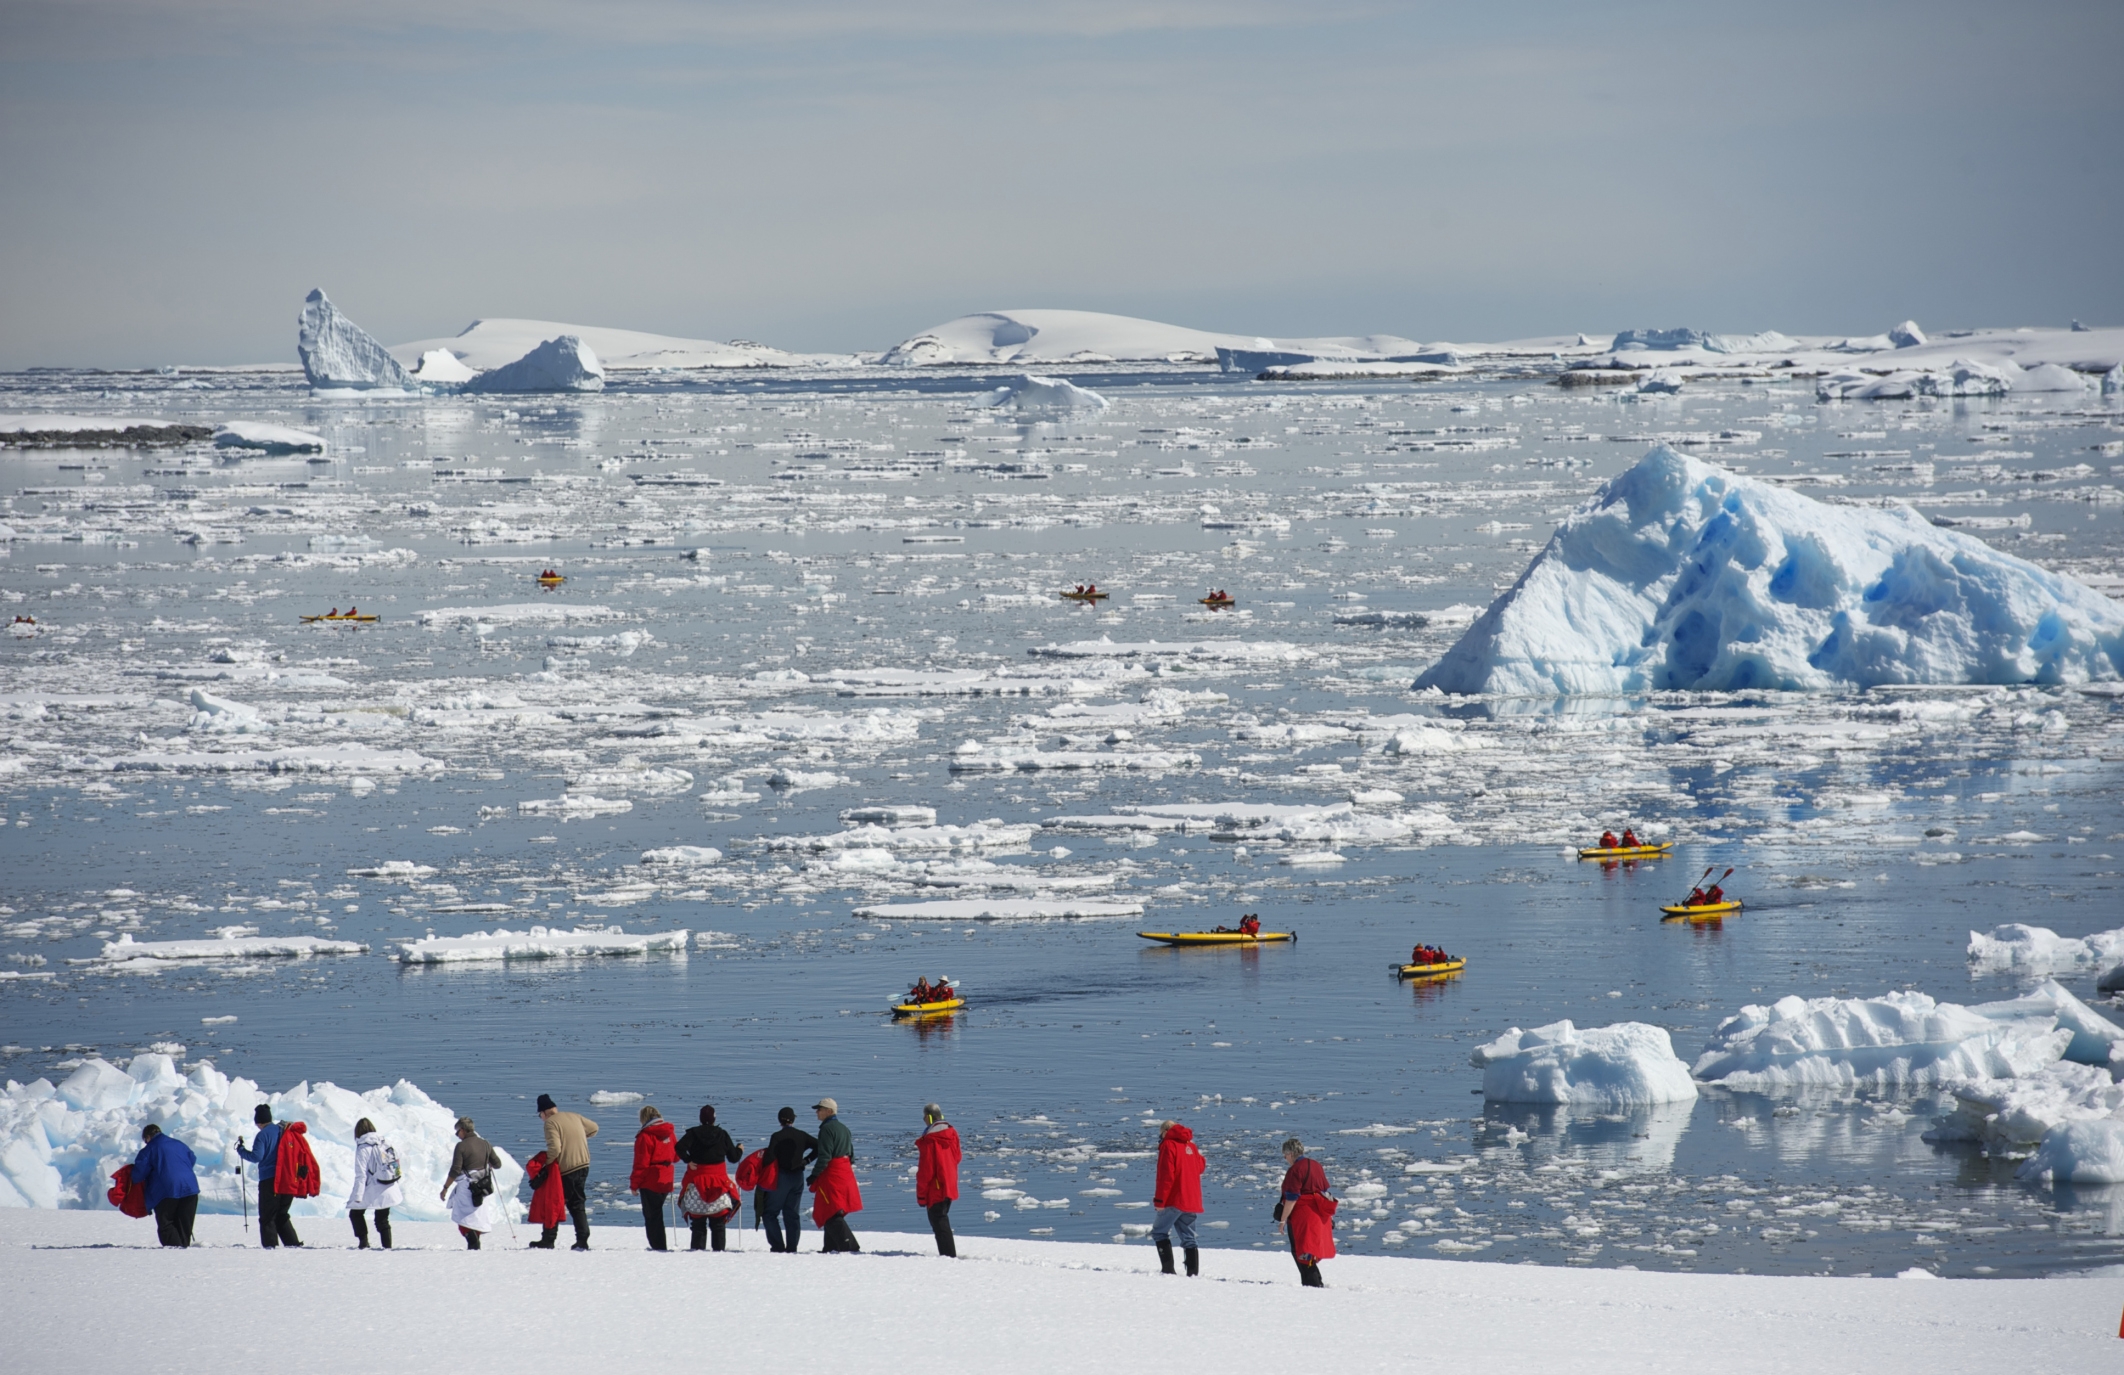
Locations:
676;1105;743;1252
762;1106;816;1253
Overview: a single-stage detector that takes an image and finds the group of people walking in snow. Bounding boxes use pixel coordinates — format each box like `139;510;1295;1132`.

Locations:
119;1096;1340;1286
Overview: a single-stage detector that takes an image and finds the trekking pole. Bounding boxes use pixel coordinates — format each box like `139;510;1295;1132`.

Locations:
238;1161;248;1244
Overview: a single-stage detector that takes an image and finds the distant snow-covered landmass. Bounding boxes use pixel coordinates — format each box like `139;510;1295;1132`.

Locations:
389;318;855;373
880;308;1454;369
1415;446;2124;696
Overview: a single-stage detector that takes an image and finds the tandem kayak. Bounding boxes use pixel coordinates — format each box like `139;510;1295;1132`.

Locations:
1578;842;1673;860
1137;931;1294;946
300;614;379;623
1395;958;1466;979
1198;596;1235;608
536;575;566;586
1059;590;1110;602
892;997;965;1017
1661;900;1742;920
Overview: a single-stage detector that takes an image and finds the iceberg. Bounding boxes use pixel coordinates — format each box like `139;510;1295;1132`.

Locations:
409;349;476;384
1968;922;2124;972
296;289;413;390
1470;1021;1698;1108
1889;320;1928;348
1414;446;2124;695
1927;1061;2124;1153
979;374;1108;417
0;1056;520;1221
460;335;605;393
2017;1117;2124;1184
1689;991;2072;1090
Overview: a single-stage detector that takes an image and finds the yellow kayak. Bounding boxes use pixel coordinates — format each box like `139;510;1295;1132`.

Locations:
1396;957;1466;979
300;613;379;623
1661;899;1742;920
892;996;965;1017
1198;596;1235;608
1137;931;1294;946
536;575;566;586
1059;590;1110;602
1579;842;1674;860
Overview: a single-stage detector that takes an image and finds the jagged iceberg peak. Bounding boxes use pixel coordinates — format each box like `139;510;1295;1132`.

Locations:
297;288;413;390
1414;446;2124;696
460;334;605;393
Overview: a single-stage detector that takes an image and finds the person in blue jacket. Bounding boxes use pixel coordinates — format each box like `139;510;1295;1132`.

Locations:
236;1103;302;1248
134;1124;200;1248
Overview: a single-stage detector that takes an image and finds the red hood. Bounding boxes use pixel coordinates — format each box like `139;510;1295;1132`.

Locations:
641;1120;675;1142
283;1121;307;1136
1162;1123;1194;1145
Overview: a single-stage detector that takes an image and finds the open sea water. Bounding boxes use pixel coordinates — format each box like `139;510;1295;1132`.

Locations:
3;365;2120;1276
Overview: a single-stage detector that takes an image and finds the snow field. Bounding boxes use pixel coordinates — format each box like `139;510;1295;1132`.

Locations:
0;1211;2107;1375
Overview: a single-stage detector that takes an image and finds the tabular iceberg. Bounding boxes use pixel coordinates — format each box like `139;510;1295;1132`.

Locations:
297;289;414;390
1414;446;2124;695
1470;1020;1698;1108
461;335;606;393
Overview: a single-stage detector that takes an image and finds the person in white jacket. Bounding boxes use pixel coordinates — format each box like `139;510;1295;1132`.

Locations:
347;1117;406;1249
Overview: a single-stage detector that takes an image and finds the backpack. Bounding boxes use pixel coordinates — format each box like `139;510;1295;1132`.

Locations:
108;1164;149;1219
375;1140;402;1186
273;1122;322;1198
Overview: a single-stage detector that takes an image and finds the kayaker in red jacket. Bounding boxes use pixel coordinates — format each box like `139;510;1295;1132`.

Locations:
630;1105;678;1252
1620;828;1639;848
1275;1138;1336;1288
1152;1120;1207;1277
1599;830;1618;849
916;1102;961;1257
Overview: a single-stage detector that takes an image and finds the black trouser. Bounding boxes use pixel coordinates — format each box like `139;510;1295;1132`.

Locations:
689;1214;729;1251
349;1207;392;1248
640;1190;668;1251
460;1226;482;1249
1290;1235;1325;1287
540;1167;592;1247
927;1199;956;1257
154;1194;198;1248
763;1176;803;1252
258;1186;301;1248
821;1211;861;1254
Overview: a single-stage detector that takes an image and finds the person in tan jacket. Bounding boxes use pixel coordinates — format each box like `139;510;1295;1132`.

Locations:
536;1093;599;1250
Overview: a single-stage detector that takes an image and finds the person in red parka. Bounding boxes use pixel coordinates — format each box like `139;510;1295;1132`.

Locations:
1152;1119;1208;1277
915;1102;961;1258
524;1151;568;1231
1274;1137;1336;1287
631;1105;678;1252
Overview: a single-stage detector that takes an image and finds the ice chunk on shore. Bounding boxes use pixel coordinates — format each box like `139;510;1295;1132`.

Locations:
297;289;413;390
1471;1021;1698;1108
1690;991;2072;1089
461;335;605;393
981;374;1108;417
848;898;1144;922
1968;923;2124;972
396;926;688;963
0;1056;519;1221
96;934;368;963
1415;446;2124;695
213;422;325;455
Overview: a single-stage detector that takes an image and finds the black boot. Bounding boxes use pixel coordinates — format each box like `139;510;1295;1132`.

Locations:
535;1227;558;1249
377;1214;392;1250
465;1230;481;1250
1156;1238;1175;1275
1184;1246;1199;1277
1300;1263;1326;1288
351;1214;369;1249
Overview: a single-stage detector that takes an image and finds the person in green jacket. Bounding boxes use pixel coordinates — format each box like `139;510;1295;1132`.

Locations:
810;1098;862;1253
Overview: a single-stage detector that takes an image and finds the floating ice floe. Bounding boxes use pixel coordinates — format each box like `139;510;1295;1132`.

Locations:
848;898;1144;922
767;767;845;790
1976;981;2124;1065
1029;638;1316;664
460;335;605;393
568;765;694;794
1471;1021;1699;1108
518;795;632;817
102;744;441;774
840;805;937;826
418;603;624;627
1332;605;1480;629
186;688;268;735
0;1054;521;1221
1927;1061;2124;1156
346;861;436;880
2017;1116;2124;1184
297;289;413;391
1041;801;1453;845
1689;991;2073;1090
93;933;368;964
396;926;689;963
639;846;724;866
213;422;326;454
1967;922;2124;972
949;744;1201;774
1415;447;2124;695
766;820;1036;853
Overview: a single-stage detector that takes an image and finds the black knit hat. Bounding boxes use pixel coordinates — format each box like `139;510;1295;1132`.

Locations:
536;1093;557;1113
699;1105;716;1126
777;1106;795;1125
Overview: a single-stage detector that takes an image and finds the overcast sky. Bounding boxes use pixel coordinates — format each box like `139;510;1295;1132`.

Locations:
1;0;2118;367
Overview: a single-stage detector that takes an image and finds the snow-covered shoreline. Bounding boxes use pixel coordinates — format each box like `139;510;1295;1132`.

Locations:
0;1211;2105;1374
